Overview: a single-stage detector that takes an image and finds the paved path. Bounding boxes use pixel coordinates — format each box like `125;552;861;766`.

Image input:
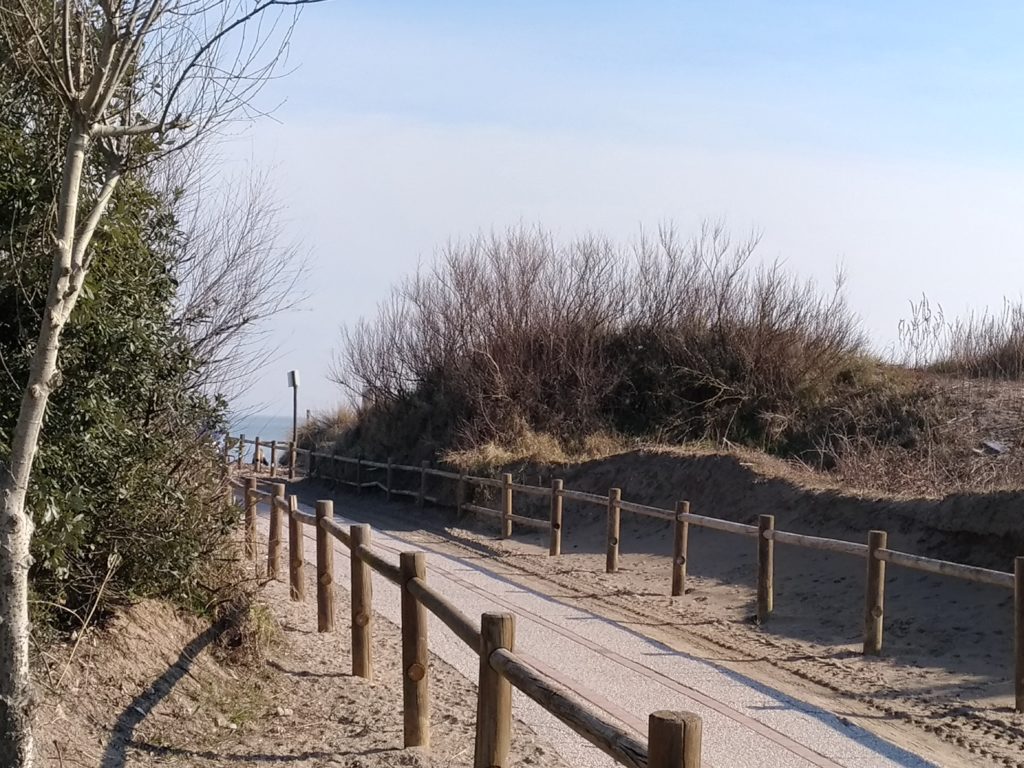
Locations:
259;498;935;768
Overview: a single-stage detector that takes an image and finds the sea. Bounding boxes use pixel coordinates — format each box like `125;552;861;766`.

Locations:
229;414;296;461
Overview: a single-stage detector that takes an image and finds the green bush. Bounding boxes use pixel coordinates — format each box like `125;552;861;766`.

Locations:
0;54;236;627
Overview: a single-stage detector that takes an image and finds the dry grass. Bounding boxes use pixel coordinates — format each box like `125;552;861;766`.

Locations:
443;427;630;473
899;295;1024;379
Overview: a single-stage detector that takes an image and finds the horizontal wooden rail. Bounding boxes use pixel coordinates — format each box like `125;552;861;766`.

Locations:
292;510;317;526
252;489;273;499
561;488;608;505
320;516;352;546
407;576;480;649
682;512;758;538
876;548;1015;589
464;503;503;520
353;543;402;585
507;513;552;530
390;462;422;473
509;482;552;498
618;499;674;521
489;648;647;768
360;458;389;469
426;468;462;481
390;488;419;498
468;475;504;489
768;529;869;557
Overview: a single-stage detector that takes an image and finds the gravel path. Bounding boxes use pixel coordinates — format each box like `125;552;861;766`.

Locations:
261;498;936;768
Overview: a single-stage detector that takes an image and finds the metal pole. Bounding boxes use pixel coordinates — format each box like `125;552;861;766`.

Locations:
292;385;298;446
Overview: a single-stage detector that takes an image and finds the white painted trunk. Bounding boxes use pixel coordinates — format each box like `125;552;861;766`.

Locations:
0;122;90;768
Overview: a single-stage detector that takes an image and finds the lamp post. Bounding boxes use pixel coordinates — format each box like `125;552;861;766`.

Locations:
287;370;300;446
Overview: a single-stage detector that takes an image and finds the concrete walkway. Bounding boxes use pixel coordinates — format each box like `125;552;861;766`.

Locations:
259;499;935;768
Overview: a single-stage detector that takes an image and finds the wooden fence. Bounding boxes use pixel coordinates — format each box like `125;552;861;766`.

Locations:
230;474;703;767
266;444;1024;715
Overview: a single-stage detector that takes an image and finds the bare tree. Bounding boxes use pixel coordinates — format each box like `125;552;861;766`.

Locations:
0;1;321;763
166;155;307;401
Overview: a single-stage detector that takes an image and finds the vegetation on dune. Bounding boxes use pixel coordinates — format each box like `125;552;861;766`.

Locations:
316;226;1024;496
324;226;909;462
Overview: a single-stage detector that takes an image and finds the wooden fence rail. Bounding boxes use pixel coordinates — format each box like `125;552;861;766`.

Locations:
238;481;703;767
230;435;1024;714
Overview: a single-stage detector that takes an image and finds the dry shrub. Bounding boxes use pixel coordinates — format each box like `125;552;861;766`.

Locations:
332;223;898;466
900;295;1024;379
297;405;358;450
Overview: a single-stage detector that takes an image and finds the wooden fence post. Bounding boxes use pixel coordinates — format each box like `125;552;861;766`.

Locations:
269;440;277;478
418;460;429;507
252;436;261;473
356;456;363;495
475;612;514;768
316;500;335;633
649;711;702;768
350;524;373;679
502;473;513;538
267;483;285;579
671;501;689;597
863;530;887;655
606;488;621;573
288;441;296;481
457;472;467;514
288;495;304;601
757;514;775;622
400;552;429;747
237;433;245;469
244;477;257;559
386;457;394;501
1015;556;1024;712
222;433;230;466
549;479;563;556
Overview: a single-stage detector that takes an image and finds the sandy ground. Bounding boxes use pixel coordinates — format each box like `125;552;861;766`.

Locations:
34;554;568;767
303;477;1024;768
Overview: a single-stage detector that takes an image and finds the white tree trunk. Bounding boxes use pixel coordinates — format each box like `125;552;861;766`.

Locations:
0;122;90;768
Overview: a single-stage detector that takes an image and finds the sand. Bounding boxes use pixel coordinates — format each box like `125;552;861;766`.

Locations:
34;558;569;767
300;467;1024;768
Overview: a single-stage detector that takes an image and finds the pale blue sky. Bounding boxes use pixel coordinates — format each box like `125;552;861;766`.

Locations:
226;2;1024;416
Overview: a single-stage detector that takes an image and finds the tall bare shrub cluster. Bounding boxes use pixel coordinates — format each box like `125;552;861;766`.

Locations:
332;223;873;460
899;296;1024;379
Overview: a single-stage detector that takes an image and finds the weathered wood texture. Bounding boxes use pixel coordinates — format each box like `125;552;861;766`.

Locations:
489;648;647;768
502;473;513;538
648;710;703;768
407;577;480;649
267;483;285;579
1016;557;1024;712
401;552;430;747
475;613;514;768
757;514;775;622
671;501;689;597
549;479;563;556
316;500;335;633
287;495;305;601
606;488;621;573
244;477;257;559
350;524;373;679
864;530;887;655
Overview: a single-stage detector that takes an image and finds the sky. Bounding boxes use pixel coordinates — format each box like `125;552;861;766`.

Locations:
223;1;1024;417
